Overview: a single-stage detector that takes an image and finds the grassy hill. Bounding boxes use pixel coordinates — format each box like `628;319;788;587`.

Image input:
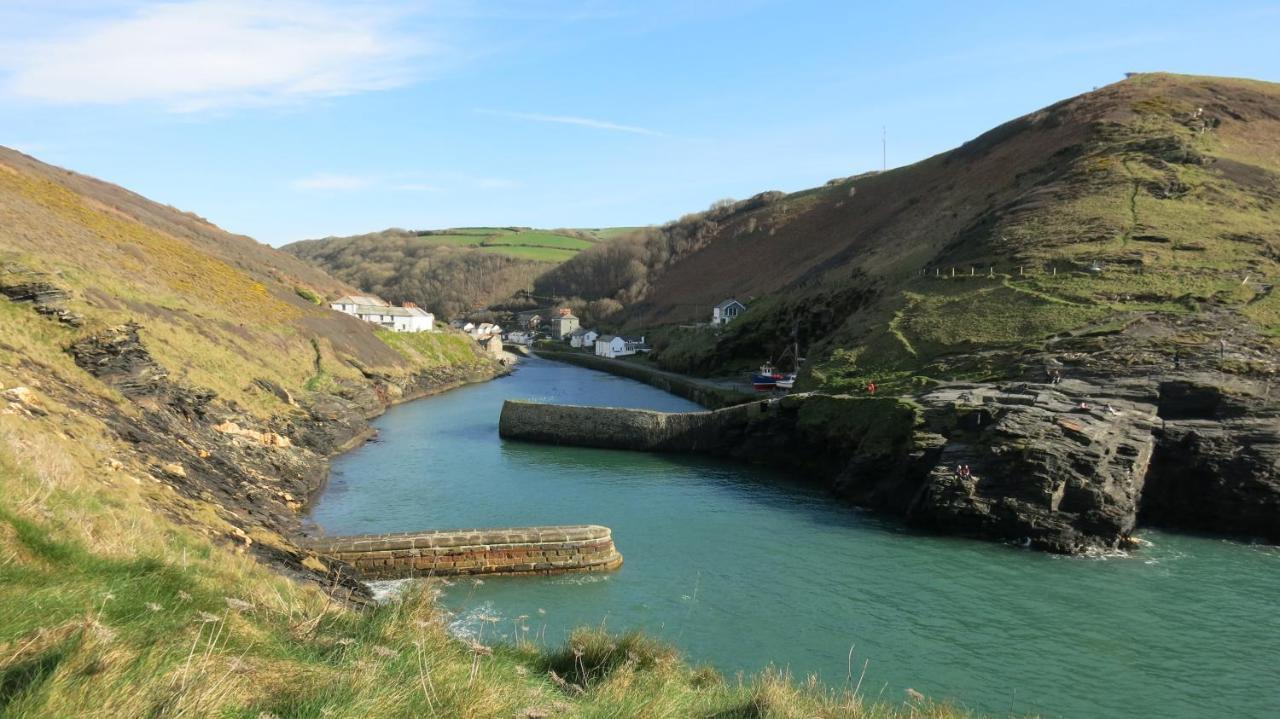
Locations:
283;226;641;318
545;74;1280;388
0;147;965;717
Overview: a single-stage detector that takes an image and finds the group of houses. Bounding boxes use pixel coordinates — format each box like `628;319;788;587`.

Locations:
448;319;505;357
329;295;435;332
328;291;746;360
499;307;650;359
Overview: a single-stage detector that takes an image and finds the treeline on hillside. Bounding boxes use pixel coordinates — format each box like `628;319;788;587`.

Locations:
533;192;785;306
284;229;547;319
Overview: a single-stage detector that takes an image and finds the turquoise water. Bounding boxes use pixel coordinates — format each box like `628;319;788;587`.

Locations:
309;357;1280;718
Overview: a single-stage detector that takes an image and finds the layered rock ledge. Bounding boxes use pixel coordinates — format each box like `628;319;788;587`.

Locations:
499;376;1279;553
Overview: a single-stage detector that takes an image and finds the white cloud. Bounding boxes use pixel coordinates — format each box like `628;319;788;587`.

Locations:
479;109;664;136
2;0;430;111
291;173;375;191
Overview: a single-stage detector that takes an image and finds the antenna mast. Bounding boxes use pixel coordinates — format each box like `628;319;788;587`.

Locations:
882;125;886;171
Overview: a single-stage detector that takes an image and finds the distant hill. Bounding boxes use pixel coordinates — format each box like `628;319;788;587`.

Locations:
283;226;640;318
539;74;1280;388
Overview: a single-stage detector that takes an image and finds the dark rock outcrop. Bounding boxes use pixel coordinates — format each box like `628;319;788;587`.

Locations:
501;375;1279;553
1;265;84;326
1143;378;1280;543
906;383;1159;552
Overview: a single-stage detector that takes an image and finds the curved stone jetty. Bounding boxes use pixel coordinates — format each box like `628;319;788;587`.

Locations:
300;524;623;580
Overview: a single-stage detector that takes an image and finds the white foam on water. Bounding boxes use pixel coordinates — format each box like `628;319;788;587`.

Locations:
365;578;417;603
448;601;506;643
549;574;611;586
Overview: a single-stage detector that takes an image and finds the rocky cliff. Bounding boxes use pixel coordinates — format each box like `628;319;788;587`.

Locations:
501;371;1278;552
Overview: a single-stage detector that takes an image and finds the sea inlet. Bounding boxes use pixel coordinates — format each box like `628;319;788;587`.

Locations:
309;355;1280;718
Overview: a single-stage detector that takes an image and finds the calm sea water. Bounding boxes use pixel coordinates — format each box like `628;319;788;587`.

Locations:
309;356;1280;718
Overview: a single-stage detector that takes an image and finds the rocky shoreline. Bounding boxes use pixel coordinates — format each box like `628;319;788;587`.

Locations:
500;371;1279;553
64;322;507;599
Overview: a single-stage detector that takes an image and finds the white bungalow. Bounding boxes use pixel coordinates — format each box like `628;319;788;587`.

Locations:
712;298;747;326
569;328;599;348
594;335;647;358
594;335;628;358
330;295;434;332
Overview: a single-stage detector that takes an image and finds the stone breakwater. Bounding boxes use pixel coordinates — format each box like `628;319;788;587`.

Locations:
499;375;1279;553
299;525;622;580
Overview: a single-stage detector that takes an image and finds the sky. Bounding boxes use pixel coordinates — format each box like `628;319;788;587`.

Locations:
1;1;1278;247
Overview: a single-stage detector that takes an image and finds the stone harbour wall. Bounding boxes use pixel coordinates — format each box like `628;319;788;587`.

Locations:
299;524;623;580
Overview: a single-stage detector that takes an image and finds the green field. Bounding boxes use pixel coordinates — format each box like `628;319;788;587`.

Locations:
412;226;640;262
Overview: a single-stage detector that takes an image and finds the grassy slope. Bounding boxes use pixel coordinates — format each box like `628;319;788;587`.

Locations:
0;151;967;716
628;74;1280;389
282;227;642;317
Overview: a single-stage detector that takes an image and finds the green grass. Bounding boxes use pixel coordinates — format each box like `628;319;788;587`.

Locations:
477;245;579;262
0;411;973;718
409;227;633;262
374;328;486;368
482;231;594;250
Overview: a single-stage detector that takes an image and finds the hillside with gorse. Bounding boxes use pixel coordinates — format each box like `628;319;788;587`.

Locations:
0;146;967;716
530;75;1280;390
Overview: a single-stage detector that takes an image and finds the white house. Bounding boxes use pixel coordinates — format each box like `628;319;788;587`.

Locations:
450;319;476;333
569;328;599;348
330;296;434;332
330;295;387;313
505;330;533;345
550;310;580;339
594;335;647;358
594;335;629;358
712;298;747;326
471;322;502;339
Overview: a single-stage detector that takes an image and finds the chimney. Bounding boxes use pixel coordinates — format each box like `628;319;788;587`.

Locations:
403;302;416;308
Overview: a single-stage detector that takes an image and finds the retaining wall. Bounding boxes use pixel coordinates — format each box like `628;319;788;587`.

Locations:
530;349;753;409
300;524;623;580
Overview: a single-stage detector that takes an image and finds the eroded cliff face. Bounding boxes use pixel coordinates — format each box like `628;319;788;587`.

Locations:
500;373;1279;553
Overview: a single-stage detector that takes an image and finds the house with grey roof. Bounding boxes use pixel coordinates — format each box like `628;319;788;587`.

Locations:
330;295;434;332
712;298;747;326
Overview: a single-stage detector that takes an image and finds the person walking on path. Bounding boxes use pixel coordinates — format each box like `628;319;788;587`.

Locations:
866;381;877;395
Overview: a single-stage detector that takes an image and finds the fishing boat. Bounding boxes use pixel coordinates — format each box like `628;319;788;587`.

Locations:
751;362;782;391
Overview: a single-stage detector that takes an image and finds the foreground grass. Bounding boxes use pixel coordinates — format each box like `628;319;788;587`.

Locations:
0;410;974;719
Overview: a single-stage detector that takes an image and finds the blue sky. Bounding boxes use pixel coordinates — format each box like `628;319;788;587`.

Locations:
1;1;1278;246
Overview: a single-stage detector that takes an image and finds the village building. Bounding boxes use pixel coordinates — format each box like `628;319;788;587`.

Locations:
569;328;599;348
515;310;544;331
594;334;648;359
505;330;533;345
550;308;580;339
712;298;747;326
475;334;504;358
330;295;434;332
471;322;502;339
450;319;476;333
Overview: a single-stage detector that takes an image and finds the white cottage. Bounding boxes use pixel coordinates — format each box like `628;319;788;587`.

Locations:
594;335;646;358
330;296;434;332
594;335;628;358
569;328;599;348
712;298;747;326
